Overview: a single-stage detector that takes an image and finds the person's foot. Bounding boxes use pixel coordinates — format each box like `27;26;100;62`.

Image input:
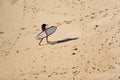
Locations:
39;43;41;46
47;41;50;43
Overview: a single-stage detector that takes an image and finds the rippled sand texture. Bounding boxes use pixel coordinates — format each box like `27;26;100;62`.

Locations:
0;0;120;80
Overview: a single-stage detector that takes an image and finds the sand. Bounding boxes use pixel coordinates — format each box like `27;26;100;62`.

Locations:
0;0;120;80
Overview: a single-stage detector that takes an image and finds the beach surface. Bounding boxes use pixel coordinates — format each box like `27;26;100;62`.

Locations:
0;0;120;80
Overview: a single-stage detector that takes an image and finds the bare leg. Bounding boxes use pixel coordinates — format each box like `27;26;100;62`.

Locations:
46;36;49;43
39;39;43;45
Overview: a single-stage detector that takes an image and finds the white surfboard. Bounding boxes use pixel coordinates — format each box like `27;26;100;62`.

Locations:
36;26;57;40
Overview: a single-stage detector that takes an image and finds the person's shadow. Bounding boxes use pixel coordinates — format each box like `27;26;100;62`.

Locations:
49;37;79;45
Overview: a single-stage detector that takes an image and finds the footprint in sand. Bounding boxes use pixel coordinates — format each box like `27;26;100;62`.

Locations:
55;23;62;26
20;28;26;30
74;48;78;51
64;20;72;24
33;25;37;28
16;50;19;53
9;0;18;5
0;32;4;35
72;52;76;55
99;10;104;13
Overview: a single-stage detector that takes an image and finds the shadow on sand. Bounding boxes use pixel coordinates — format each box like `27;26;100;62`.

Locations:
50;37;79;45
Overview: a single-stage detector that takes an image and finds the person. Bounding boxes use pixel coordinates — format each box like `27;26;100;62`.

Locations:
39;24;49;45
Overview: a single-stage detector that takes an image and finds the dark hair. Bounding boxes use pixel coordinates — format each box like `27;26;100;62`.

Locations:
41;24;47;27
41;24;47;31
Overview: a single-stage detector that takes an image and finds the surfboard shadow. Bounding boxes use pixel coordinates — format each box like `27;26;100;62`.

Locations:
50;37;79;45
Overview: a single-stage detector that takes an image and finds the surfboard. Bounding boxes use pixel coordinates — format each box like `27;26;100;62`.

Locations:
36;26;57;40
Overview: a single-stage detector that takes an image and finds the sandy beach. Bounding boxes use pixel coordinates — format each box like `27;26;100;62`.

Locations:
0;0;120;80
